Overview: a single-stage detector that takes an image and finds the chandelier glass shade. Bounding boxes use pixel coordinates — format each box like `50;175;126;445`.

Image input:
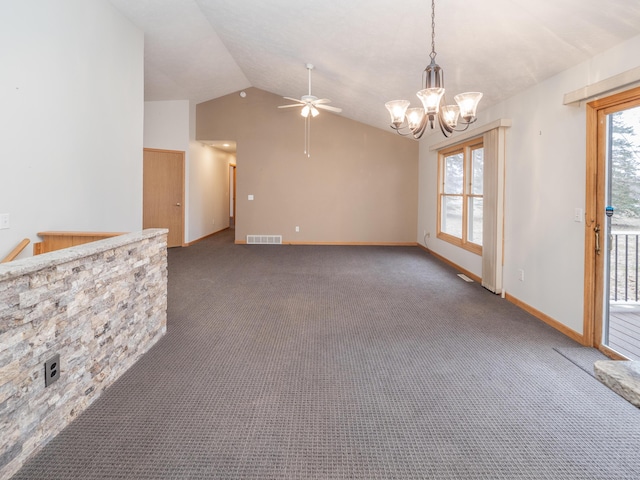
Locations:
385;0;482;138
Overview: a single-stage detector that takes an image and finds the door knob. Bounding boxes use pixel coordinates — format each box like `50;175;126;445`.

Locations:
175;203;181;206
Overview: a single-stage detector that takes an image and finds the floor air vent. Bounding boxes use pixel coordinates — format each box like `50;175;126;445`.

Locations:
246;235;282;245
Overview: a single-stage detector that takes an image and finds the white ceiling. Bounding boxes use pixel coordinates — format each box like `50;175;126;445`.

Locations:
108;0;640;132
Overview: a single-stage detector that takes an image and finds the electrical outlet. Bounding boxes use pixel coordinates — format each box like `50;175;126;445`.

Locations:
295;226;300;232
517;269;525;282
426;232;431;238
44;353;60;387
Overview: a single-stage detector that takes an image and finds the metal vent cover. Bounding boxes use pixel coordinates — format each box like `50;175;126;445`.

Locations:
246;235;282;245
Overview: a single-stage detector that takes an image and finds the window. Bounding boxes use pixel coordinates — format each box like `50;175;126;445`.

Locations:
438;138;484;255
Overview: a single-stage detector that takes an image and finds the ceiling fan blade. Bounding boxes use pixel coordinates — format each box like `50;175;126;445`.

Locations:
282;96;305;104
313;98;331;104
316;104;342;113
278;104;304;109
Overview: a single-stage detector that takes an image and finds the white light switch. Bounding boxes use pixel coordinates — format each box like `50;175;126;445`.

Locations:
248;194;254;201
0;214;9;229
574;208;583;222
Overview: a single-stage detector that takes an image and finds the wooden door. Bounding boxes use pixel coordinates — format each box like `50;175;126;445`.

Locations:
143;148;185;247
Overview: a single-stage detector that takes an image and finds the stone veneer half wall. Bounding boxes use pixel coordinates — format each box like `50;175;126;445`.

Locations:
0;229;168;479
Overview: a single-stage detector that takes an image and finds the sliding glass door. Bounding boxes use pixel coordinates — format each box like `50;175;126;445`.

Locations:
602;105;640;360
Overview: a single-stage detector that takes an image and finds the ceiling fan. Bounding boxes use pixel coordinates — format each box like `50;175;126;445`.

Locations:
278;63;342;157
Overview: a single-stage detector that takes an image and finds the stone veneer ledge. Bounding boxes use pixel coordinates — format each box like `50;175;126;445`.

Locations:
594;360;640;408
0;229;168;480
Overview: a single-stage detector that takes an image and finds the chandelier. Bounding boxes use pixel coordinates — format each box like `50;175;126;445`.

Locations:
385;0;482;138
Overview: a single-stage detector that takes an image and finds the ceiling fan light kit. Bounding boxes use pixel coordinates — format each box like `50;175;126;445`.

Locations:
385;0;482;139
278;64;343;157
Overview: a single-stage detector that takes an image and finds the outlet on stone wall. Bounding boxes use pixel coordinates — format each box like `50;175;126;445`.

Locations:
44;354;60;387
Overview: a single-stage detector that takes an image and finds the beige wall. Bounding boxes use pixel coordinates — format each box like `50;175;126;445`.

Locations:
196;88;418;244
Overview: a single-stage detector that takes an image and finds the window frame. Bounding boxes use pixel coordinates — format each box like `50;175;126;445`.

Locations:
437;137;484;255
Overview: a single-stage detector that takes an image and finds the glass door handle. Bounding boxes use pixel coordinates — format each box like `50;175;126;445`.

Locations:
594;224;601;255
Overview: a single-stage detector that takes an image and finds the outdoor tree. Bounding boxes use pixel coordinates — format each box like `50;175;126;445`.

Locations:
610;111;640;224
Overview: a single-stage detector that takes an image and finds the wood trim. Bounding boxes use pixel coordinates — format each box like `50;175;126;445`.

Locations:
598;345;629;360
505;293;586;345
142;147;186;155
37;231;124;237
230;165;236;226
583;98;598;347
417;244;482;283
598;344;629;361
285;241;418;246
429;118;512;151
34;232;126;255
592;107;607;348
235;240;418;246
436;138;484;256
180;154;186;247
1;238;30;263
418;243;586;345
185;228;230;246
436;231;483;256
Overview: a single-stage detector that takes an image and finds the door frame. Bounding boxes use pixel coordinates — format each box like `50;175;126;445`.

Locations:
143;148;186;248
229;164;236;224
584;86;640;357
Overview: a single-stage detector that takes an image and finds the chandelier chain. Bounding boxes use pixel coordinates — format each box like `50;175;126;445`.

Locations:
384;0;482;139
430;0;436;61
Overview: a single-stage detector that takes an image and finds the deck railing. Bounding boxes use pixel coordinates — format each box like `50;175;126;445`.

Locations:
611;231;640;302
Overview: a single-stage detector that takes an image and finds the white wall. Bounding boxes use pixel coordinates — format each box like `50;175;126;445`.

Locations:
144;100;190;151
187;143;231;241
188;102;231;241
143;100;191;240
144;100;230;243
0;0;144;260
418;33;640;336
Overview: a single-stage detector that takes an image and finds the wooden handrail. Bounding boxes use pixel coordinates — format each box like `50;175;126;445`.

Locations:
36;231;125;238
33;231;126;255
1;238;30;263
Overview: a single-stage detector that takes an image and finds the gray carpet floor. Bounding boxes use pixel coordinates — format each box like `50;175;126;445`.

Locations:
12;230;640;479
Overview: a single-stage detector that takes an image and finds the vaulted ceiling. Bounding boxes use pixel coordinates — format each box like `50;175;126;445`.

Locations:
108;0;640;132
